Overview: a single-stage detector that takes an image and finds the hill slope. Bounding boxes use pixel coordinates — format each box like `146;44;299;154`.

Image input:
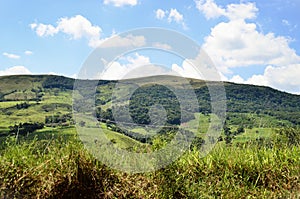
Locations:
0;74;300;131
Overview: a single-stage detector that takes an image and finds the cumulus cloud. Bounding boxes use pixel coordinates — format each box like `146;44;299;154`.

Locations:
30;15;102;48
225;2;258;21
155;8;186;28
30;15;146;48
195;0;257;20
195;0;225;19
203;20;300;71
30;23;58;37
24;50;33;55
155;9;166;20
0;66;31;76
171;50;224;81
196;0;300;93
168;9;184;24
2;52;20;59
100;53;152;79
172;61;202;80
228;64;300;94
103;0;138;7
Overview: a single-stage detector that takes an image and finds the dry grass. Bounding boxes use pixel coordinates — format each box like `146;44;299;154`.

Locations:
0;134;299;198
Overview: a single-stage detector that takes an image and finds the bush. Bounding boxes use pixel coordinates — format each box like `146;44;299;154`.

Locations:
9;122;44;136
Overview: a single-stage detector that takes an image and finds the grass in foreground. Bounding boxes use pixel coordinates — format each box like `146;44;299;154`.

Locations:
0;133;300;198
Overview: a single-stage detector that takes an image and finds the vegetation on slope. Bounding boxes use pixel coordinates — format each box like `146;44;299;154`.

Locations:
1;75;300;198
0;128;299;198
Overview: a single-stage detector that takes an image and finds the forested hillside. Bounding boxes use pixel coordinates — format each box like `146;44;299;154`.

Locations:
1;74;300;127
1;75;300;198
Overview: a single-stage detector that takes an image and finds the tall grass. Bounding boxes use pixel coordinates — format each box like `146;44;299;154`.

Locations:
155;143;300;198
0;134;299;198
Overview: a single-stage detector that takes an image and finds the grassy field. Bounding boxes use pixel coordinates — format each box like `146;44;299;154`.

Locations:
0;131;299;198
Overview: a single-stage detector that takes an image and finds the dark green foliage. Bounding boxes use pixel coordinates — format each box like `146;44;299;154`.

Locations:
190;136;205;150
45;113;72;126
106;122;148;143
41;103;72;112
223;125;234;144
31;87;44;102
223;126;231;136
9;122;44;136
235;126;245;135
191;81;300;125
126;84;196;125
16;102;30;109
42;75;74;90
224;83;300;124
128;84;182;125
0;92;4;101
277;127;300;146
96;108;114;121
224;136;233;144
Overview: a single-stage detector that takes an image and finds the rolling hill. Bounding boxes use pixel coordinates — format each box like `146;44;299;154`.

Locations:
1;74;300;198
1;74;300;129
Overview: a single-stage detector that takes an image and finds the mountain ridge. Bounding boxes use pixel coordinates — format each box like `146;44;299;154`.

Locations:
1;74;300;127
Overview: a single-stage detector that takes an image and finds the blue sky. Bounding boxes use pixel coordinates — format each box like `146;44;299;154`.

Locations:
0;0;300;94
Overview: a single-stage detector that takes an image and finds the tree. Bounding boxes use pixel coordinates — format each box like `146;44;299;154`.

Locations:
9;122;44;136
223;126;231;136
235;126;245;135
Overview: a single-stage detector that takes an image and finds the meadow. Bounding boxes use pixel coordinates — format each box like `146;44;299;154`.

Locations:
0;127;299;198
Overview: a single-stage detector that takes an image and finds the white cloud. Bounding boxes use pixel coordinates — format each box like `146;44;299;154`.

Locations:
155;9;166;20
98;34;146;48
203;20;300;72
171;50;223;81
227;64;300;94
47;71;77;79
30;23;58;37
155;8;186;28
225;2;258;21
228;75;246;84
103;0;138;7
195;0;257;20
0;66;31;76
24;50;33;55
172;61;202;80
100;53;151;80
250;65;300;93
31;15;102;48
195;0;225;19
281;19;297;32
168;9;184;24
196;0;300;94
282;19;290;26
30;16;150;48
57;15;101;40
3;52;20;59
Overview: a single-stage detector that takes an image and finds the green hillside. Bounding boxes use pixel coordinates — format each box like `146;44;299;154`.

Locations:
0;74;299;145
1;75;300;198
1;74;299;129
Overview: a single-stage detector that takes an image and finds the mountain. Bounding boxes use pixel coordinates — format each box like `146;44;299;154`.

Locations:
0;74;300;135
